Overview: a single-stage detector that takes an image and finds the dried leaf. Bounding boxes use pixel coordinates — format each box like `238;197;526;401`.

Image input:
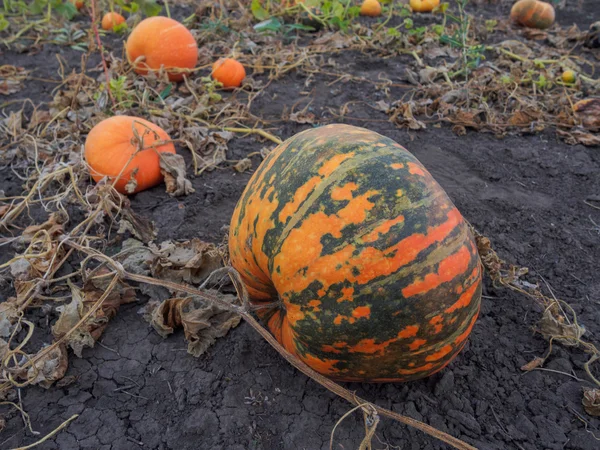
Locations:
20;212;68;243
557;129;600;147
583;388;600;416
145;293;241;357
233;158;252;173
537;308;585;346
289;111;316;124
0;66;27;96
389;102;426;130
573;98;600;131
118;200;156;243
25;344;68;389
521;356;545;371
159;152;195;197
52;277;136;357
150;239;224;285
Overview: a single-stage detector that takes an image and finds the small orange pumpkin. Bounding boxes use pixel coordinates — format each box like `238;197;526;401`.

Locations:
510;0;555;30
212;58;246;89
126;17;198;82
360;0;382;17
84;116;176;194
101;12;126;31
70;0;84;10
410;0;440;13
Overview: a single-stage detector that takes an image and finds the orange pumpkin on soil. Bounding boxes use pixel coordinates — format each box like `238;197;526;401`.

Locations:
212;58;246;89
70;0;84;10
510;0;555;29
229;124;482;382
84;116;175;194
410;0;440;13
126;17;198;82
101;12;126;31
360;0;382;17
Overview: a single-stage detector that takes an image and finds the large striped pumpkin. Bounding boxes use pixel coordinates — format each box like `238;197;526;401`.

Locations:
510;0;555;30
229;124;482;382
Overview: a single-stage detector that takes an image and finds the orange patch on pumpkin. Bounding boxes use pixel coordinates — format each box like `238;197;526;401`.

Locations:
302;353;340;375
445;280;479;314
398;363;435;376
398;324;419;338
425;344;453;362
402;245;471;297
331;182;358;201
318;152;355;177
361;215;405;243
337;287;354;303
408;338;427;350
391;163;404;169
407;162;426;176
429;315;444;334
352;305;371;319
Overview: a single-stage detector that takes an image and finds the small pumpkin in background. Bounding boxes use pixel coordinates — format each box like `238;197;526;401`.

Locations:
510;0;555;30
70;0;84;10
212;58;246;89
84;116;176;194
410;0;440;13
229;124;482;382
561;70;576;84
101;12;126;31
126;17;198;82
360;0;382;17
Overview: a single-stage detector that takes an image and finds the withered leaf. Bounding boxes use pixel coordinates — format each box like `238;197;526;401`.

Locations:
537;308;585;346
583;388;600;416
233;158;252;173
389;102;426;130
52;277;136;357
289;111;316;124
118;200;156;243
573;98;600;131
25;344;69;389
521;356;545;371
145;293;241;357
557;129;600;147
150;239;225;285
159;152;195;197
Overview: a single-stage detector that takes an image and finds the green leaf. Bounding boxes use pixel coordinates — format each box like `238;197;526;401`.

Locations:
254;17;282;33
387;27;401;37
399;5;411;17
113;22;128;33
0;14;9;32
54;1;78;20
403;18;413;30
251;0;269;20
431;24;444;36
158;83;173;99
138;0;161;17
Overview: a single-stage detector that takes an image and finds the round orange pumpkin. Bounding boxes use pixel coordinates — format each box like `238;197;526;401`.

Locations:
126;17;198;82
212;58;246;89
229;124;482;382
562;70;576;84
510;0;555;29
84;116;176;194
410;0;440;13
101;12;126;31
70;0;84;10
360;0;382;17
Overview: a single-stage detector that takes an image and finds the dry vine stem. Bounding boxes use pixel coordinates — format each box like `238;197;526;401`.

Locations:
60;240;476;450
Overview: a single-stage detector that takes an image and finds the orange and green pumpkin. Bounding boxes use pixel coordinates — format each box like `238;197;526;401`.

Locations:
229;124;482;382
510;0;555;30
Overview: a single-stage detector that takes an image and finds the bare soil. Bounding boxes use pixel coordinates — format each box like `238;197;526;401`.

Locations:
1;1;600;449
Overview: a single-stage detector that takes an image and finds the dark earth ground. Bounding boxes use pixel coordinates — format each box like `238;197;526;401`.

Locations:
1;1;600;449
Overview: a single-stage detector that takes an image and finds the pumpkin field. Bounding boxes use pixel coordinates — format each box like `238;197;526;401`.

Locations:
1;0;599;449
